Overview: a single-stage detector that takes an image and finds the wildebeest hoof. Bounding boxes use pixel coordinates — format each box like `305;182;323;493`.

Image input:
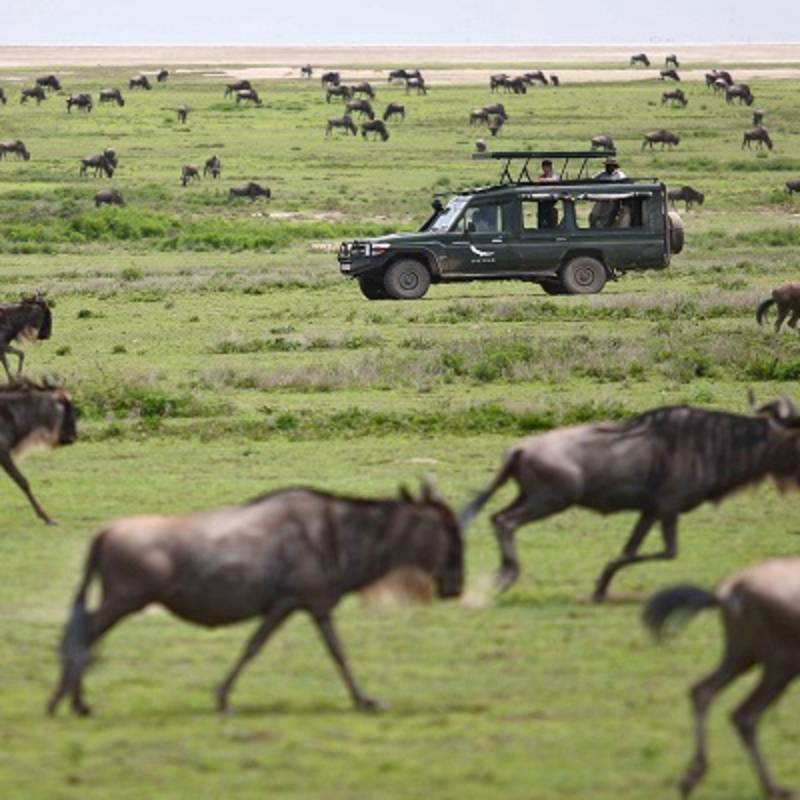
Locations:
355;695;384;712
767;787;795;800
215;690;231;714
44;518;58;526
493;568;518;593
591;589;609;603
73;702;92;717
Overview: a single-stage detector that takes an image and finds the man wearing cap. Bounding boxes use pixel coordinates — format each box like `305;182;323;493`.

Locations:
538;159;560;183
593;156;627;181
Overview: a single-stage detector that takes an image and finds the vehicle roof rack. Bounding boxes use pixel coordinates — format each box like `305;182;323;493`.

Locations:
472;150;617;184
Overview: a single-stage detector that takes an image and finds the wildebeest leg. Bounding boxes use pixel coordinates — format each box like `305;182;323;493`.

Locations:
774;306;788;333
787;311;800;329
215;599;295;712
0;348;13;380
313;611;381;711
1;343;25;375
0;451;55;525
731;664;796;800
592;512;673;601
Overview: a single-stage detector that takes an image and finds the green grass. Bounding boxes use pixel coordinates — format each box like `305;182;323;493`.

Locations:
1;62;800;800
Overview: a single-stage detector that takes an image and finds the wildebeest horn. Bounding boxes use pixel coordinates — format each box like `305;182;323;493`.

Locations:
755;396;800;426
398;485;414;502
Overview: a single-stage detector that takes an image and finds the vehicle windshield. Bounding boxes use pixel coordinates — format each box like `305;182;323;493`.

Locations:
427;195;471;232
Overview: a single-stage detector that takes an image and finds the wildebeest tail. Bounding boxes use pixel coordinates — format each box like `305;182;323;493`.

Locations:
756;297;775;325
642;584;719;638
458;450;520;531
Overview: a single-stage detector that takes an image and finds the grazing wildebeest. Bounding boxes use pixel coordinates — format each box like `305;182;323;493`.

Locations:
66;93;92;113
326;114;357;136
668;185;704;210
756;283;800;331
326;85;352;102
642;129;680;149
361;120;389;141
630;53;650;67
176;105;188;123
345;98;374;119
351;81;375;99
458;398;800;599
712;78;729;93
644;556;800;800
715;69;734;85
550;75;560;86
21;86;47;105
469;108;489;125
660;68;681;81
46;481;464;717
405;77;427;95
156;69;169;83
383;102;404;122
224;80;252;96
488;115;505;137
742;127;773;150
483;102;507;120
0;88;7;105
129;74;151;90
490;73;510;91
0;295;52;381
204;155;221;178
229;181;270;201
507;77;527;94
181;164;200;186
36;74;61;91
0;140;31;161
320;71;341;87
524;70;549;85
590;134;615;150
80;150;115;178
94;189;124;207
665;54;680;68
662;89;688;107
786;179;800;194
726;83;754;105
301;64;313;78
235;89;262;105
0;379;75;525
98;88;125;107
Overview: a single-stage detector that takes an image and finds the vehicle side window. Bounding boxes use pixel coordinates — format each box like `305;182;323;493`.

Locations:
522;199;564;232
461;202;512;234
573;198;646;230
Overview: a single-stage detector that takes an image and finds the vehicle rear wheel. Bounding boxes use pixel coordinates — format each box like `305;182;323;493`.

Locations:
540;280;567;295
358;275;388;300
560;257;607;294
384;259;431;300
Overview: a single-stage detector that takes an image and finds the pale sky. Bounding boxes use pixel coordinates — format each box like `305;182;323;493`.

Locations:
3;0;799;45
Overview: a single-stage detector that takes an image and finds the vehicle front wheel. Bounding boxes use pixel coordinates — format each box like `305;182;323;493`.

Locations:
358;275;388;300
384;259;431;300
560;257;607;294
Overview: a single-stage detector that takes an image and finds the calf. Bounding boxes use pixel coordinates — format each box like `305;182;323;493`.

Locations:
181;164;200;186
756;282;800;331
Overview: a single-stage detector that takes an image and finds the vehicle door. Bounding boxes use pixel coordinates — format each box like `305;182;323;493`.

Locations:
444;199;519;276
517;196;571;275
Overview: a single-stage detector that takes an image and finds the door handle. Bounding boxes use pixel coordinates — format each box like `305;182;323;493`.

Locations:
491;238;504;243
555;236;567;242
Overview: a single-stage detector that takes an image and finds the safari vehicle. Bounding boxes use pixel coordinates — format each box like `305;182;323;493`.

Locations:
338;150;684;299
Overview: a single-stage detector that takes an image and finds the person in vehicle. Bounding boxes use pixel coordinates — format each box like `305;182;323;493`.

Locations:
537;159;560;183
593;156;627;181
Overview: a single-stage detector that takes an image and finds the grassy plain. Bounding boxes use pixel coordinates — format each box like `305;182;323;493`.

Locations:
1;62;800;799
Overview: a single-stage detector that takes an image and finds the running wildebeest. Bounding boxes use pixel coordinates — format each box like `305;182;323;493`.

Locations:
742;127;773;150
488;115;504;137
524;70;549;85
0;295;52;381
756;283;800;331
0;88;7;105
662;89;688;107
0;140;31;161
36;74;61;91
204;155;221;178
176;105;188;123
21;86;46;105
301;64;313;78
668;185;704;210
642;129;680;149
383;102;404;122
753;109;764;126
46;481;464;717
590;134;615;150
66;93;92;113
630;53;651;67
320;71;341;87
458;398;800;599
0;379;75;525
660;68;681;81
345;98;374;119
786;179;800;195
229;181;270;201
224;80;252;97
80;150;115;178
235;89;261;105
129;74;151;90
94;189;124;207
181;164;200;186
326;115;357;136
665;54;680;68
98;88;125;107
156;69;169;83
727;83;754;105
405;77;427;95
361;120;389;141
326;85;352;102
351;81;375;99
644;556;800;800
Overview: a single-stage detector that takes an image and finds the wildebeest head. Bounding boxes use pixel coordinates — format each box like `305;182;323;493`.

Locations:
21;295;52;340
55;389;77;445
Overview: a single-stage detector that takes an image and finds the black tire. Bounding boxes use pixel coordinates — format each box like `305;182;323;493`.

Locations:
667;211;684;254
560;256;607;294
358;276;388;300
384;259;431;300
540;280;567;296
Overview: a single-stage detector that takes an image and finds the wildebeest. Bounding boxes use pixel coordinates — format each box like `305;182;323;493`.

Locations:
80;150;116;178
320;71;341;87
488;115;505;137
742;126;773;150
660;68;681;81
176;105;188;123
388;68;420;83
727;83;754;105
550;75;560;87
229;181;270;201
756;283;800;331
361;120;389;141
668;185;704;210
94;189;124;207
98;88;125;107
712;77;729;93
204;155;221;179
507;77;527;94
489;73;509;91
36;74;61;91
351;81;375;99
475;138;487;153
156;69;169;83
630;53;650;67
0;140;31;161
753;109;764;126
383;102;405;122
181;164;200;186
301;64;313;78
235;89;261;105
661;89;687;107
644;557;800;800
786;179;800;194
326;85;352;102
483;102;507;120
665;54;680;68
345;98;374;119
224;80;252;97
129;74;151;90
458;398;800;599
405;77;427;95
66;93;92;113
21;86;47;105
0;88;6;105
590;134;615;150
46;481;464;716
0;295;52;381
326;115;357;136
469;108;490;125
524;70;549;85
0;379;75;525
642;129;680;149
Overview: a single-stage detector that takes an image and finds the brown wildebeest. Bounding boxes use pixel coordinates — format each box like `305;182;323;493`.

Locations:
786;179;800;194
129;74;151;91
66;93;92;113
301;64;313;78
660;68;681;81
630;53;650;66
0;88;6;105
0;140;31;161
224;80;252;96
665;54;680;68
668;185;704;210
590;134;615;150
661;89;688;107
0;379;75;525
21;86;47;105
46;481;464;716
743;127;773;150
361;120;389;141
98;88;125;107
320;71;341;87
727;83;754;105
405;77;427;95
36;74;62;91
176;105;188;123
326;85;352;102
326;115;357;136
181;164;200;186
458;398;800;599
524;70;549;85
204;155;221;178
0;295;52;380
753;109;764;126
235;89;261;105
643;557;800;800
345;98;374;119
351;81;375;99
229;181;270;201
643;129;680;149
94;189;124;207
80;150;115;178
756;283;800;331
383;102;404;121
156;69;169;83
